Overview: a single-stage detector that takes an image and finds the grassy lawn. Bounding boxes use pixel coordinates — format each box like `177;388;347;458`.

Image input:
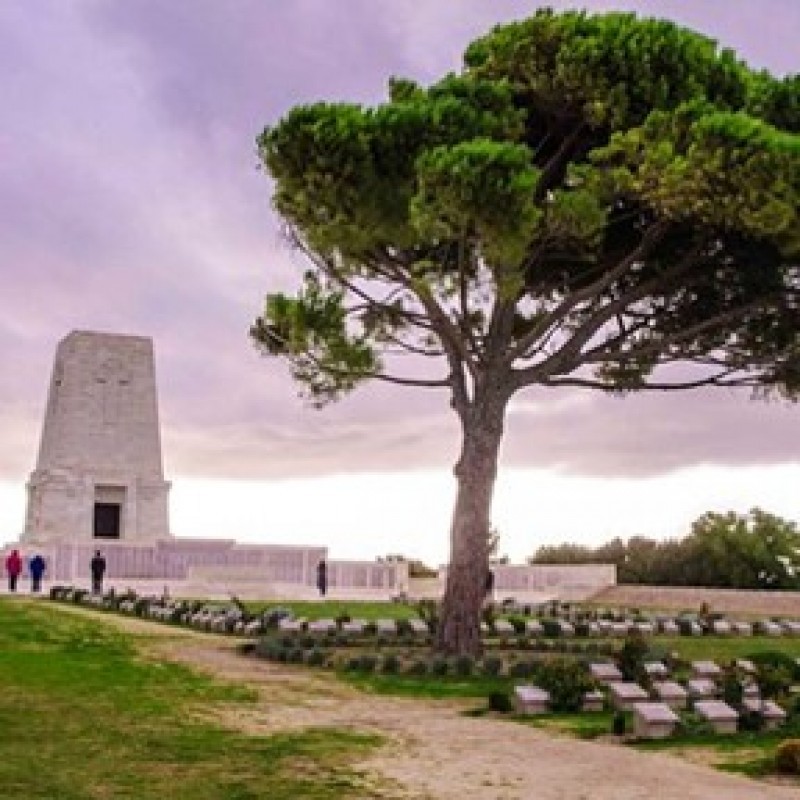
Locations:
340;671;509;699
635;725;800;778
0;598;384;800
655;635;800;662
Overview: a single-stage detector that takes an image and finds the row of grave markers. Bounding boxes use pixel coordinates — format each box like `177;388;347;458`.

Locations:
515;656;799;739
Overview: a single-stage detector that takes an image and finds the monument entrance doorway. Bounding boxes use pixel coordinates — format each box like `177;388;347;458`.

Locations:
93;503;121;538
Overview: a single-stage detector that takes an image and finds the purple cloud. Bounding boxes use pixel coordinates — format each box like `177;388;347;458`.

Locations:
0;0;797;496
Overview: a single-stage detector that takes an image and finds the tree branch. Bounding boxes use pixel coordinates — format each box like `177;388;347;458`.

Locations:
506;221;671;365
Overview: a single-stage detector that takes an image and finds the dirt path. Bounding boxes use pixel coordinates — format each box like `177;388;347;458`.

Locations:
63;606;799;800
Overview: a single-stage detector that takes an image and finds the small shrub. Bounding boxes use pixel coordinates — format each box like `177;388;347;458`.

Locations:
618;631;648;684
738;709;764;732
488;691;512;714
381;654;400;674
431;657;449;676
720;666;746;708
416;599;439;632
357;654;378;673
305;648;326;667
481;656;504;677
454;655;475;677
405;659;429;676
288;647;305;664
509;617;526;635
541;619;561;638
509;659;535;679
775;739;800;775
757;664;793;702
534;657;596;713
345;656;362;672
677;711;714;736
262;606;292;628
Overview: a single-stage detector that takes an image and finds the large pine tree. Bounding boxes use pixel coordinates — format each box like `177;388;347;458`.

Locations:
252;10;799;655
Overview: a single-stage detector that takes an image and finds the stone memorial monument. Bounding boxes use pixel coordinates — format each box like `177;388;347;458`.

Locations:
22;330;171;543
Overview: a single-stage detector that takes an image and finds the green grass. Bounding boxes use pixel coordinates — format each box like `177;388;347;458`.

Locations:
521;710;616;739
635;723;800;778
657;635;800;662
340;671;509;698
0;598;384;799
246;599;418;621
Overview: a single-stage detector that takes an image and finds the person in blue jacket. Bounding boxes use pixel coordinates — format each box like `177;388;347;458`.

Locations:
29;554;46;593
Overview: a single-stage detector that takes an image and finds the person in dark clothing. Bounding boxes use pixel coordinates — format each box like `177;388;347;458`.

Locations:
316;559;328;597
484;568;495;598
90;550;107;595
5;549;22;592
28;554;46;593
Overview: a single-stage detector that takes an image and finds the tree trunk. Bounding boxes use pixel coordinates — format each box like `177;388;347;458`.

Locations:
435;390;507;656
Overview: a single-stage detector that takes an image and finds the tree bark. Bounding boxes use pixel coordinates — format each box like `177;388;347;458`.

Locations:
435;388;508;656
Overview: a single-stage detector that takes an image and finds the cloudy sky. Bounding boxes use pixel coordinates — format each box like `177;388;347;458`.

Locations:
1;0;798;565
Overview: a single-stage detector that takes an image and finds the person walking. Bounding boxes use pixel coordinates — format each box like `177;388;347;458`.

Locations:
316;559;328;597
5;549;22;592
28;553;46;593
90;550;107;595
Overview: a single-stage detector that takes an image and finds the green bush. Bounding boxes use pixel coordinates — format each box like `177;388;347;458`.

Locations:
305;648;326;667
774;739;800;775
405;659;429;676
481;656;504;677
749;651;800;684
757;664;793;702
381;654;400;674
509;659;536;679
454;655;475;677
618;632;648;684
541;619;561;638
416;599;439;632
488;691;512;713
574;622;591;637
509;617;526;635
720;665;746;707
431;657;449;676
738;709;764;732
534;657;596;713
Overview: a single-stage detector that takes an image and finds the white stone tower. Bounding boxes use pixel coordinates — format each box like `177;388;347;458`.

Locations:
23;330;171;543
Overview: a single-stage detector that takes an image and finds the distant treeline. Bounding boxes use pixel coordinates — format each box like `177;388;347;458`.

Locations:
530;508;800;590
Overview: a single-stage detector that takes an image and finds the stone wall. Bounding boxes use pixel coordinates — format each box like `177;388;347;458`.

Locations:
0;539;409;601
593;584;800;617
432;563;617;603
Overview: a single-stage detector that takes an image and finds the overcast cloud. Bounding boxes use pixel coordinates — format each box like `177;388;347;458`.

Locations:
1;0;798;493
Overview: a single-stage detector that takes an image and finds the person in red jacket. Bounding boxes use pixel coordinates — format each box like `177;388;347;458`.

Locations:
5;549;22;592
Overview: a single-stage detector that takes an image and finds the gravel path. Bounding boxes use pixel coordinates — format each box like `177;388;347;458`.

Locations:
64;607;799;800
